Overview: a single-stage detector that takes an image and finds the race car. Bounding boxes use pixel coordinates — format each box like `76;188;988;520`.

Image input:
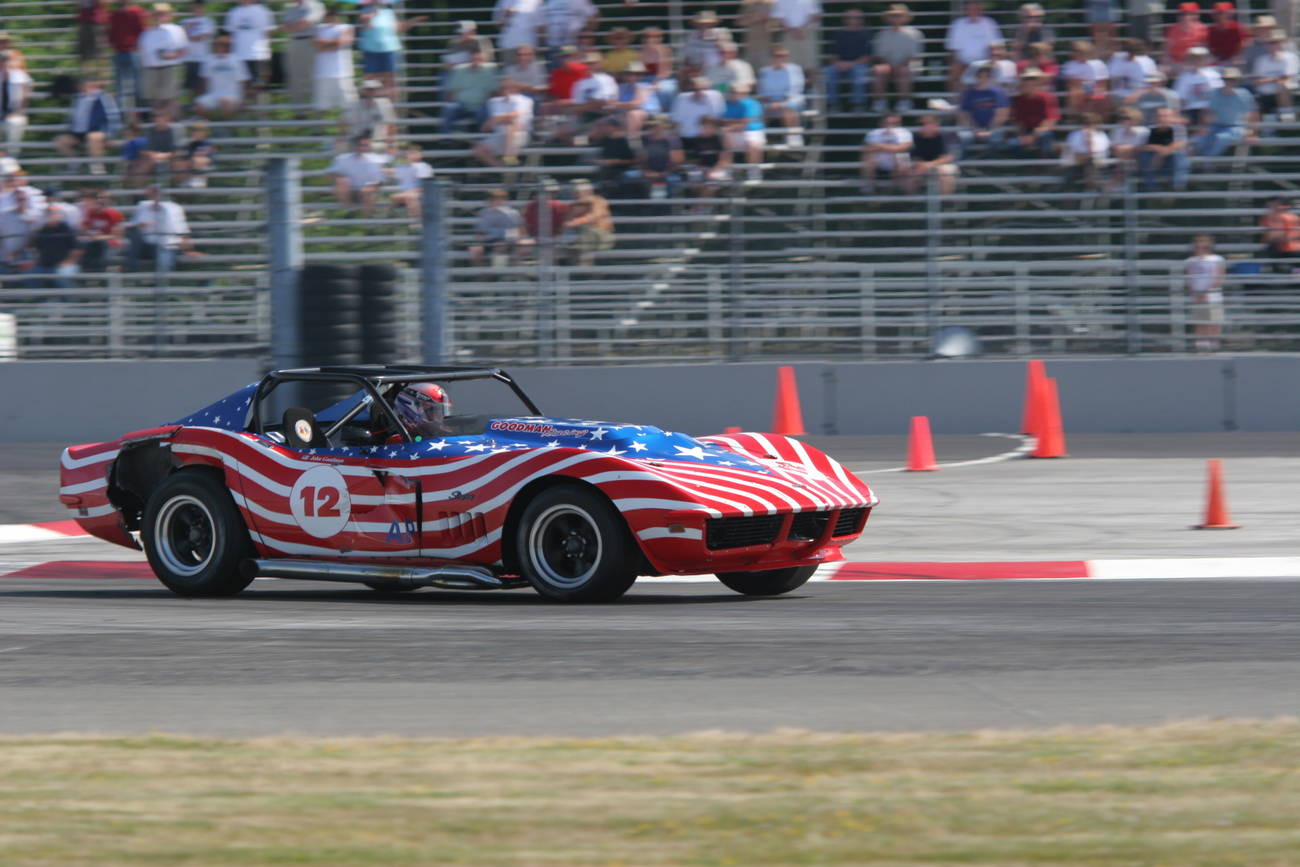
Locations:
58;365;878;602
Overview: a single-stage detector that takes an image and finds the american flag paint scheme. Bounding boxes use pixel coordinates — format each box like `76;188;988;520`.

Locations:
58;373;878;587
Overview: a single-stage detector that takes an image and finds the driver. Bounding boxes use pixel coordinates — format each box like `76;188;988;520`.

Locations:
392;382;453;439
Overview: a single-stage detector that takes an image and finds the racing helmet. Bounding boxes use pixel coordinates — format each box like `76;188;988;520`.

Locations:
394;383;452;438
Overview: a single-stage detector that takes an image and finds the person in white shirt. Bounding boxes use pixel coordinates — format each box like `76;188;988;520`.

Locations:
179;0;216;98
494;0;542;59
1062;40;1110;117
1061;111;1110;189
314;6;357;112
860;113;913;193
1252;30;1299;120
669;76;725;141
1109;106;1148;183
1185;233;1226;351
770;0;822;76
138;3;189;116
571;68;618;116
331;134;385;214
196;34;249;118
389;142;433;221
1;54;33;158
960;41;1017;88
544;0;597;52
282;0;325;105
946;0;1002;94
1174;47;1223;125
708;41;756;96
126;185;195;274
1108;39;1158;100
757;48;807;147
224;0;276;88
474;78;534;166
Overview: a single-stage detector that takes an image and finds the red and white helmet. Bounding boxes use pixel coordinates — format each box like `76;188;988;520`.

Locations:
394;383;452;438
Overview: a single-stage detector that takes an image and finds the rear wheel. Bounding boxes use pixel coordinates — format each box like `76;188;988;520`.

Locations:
141;471;255;597
715;565;817;597
516;485;638;603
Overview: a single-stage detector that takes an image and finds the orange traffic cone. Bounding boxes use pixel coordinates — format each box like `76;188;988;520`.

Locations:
906;416;939;471
1195;459;1240;529
1030;377;1068;458
770;365;807;435
1021;359;1047;436
723;426;742;434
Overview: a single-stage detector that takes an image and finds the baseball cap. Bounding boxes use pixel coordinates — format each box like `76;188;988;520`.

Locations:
1178;2;1200;11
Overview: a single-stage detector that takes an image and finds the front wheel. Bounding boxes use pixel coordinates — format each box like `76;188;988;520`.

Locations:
715;565;817;597
141;471;255;597
515;484;639;603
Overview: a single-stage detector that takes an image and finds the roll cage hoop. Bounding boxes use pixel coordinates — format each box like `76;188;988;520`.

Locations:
247;365;543;445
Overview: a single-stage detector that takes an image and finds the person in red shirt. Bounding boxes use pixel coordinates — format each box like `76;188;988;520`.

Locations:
108;0;148;109
1207;2;1249;63
522;183;568;259
1260;197;1300;271
1165;3;1209;67
547;46;590;104
78;188;125;272
78;0;109;67
1006;67;1059;158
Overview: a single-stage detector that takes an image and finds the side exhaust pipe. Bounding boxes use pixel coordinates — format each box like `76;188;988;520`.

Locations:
240;559;528;591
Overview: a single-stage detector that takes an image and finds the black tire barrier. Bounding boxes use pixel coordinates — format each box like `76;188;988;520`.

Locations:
357;262;401;365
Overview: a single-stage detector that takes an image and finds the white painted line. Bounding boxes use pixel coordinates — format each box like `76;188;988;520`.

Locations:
856;433;1034;475
0;526;77;545
1089;557;1300;580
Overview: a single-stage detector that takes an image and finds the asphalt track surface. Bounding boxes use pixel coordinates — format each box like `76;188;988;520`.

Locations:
2;433;1297;736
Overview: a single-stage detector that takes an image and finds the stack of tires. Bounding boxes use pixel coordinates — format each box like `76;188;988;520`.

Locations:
358;263;401;365
298;263;363;406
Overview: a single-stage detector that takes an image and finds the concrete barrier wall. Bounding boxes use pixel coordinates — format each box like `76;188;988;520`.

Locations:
2;356;1295;442
2;360;263;443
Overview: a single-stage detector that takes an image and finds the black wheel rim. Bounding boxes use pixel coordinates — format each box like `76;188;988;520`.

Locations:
155;494;217;577
527;504;602;588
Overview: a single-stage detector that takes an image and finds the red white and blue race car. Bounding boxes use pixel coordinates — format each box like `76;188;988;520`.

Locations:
58;366;877;602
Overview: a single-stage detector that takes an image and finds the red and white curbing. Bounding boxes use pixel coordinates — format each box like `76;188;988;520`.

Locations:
3;521;1298;582
0;520;91;545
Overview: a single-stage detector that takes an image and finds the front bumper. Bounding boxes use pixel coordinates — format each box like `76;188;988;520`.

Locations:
635;506;872;575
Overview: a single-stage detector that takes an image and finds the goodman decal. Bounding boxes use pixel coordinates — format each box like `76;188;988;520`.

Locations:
489;422;590;437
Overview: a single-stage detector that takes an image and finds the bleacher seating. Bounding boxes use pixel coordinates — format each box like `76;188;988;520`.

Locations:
2;0;1298;362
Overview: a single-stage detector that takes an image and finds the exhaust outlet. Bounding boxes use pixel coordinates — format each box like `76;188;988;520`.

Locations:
241;559;527;591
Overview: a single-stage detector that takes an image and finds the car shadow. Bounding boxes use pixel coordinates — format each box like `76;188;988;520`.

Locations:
0;585;771;606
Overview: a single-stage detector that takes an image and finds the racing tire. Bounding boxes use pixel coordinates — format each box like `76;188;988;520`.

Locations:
715;565;817;597
301;338;364;358
359;263;399;284
302;323;363;342
515;484;639;603
141;471;256;598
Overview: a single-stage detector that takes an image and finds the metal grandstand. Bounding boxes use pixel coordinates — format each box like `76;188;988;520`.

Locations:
1;0;1298;362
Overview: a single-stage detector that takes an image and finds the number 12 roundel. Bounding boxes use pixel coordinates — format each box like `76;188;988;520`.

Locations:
289;464;352;538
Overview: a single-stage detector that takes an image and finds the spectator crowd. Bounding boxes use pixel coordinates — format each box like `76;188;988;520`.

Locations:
2;0;1299;280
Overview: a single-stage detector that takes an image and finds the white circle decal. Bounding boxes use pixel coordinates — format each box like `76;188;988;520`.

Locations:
294;419;313;442
289;464;352;538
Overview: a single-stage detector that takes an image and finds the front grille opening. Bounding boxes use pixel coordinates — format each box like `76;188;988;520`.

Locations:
833;508;868;537
706;515;784;550
788;511;830;541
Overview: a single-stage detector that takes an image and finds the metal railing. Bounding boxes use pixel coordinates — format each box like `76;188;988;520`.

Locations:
0;270;271;359
443;260;1300;363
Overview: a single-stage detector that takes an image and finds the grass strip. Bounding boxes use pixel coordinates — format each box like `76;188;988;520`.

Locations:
0;719;1297;866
